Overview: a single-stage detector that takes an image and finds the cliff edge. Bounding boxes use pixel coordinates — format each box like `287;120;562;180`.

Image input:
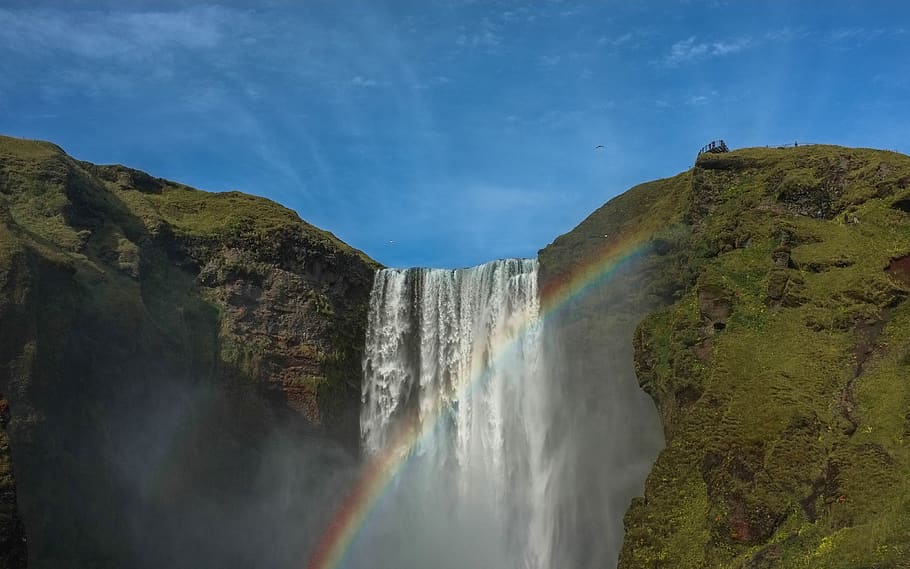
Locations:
541;144;910;568
0;135;377;567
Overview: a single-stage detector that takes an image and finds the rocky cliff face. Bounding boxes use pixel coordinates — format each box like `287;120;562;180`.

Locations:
540;145;910;568
0;135;377;567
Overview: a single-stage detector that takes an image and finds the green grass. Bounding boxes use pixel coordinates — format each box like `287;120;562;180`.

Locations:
0;135;64;160
139;185;376;265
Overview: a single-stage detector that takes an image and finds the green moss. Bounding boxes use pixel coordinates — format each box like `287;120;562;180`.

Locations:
141;185;375;265
0;135;64;160
150;187;300;236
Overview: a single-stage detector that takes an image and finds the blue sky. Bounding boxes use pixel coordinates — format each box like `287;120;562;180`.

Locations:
2;1;909;268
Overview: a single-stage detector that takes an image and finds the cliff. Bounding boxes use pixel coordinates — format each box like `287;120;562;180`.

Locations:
0;135;377;567
540;145;910;568
4;133;910;568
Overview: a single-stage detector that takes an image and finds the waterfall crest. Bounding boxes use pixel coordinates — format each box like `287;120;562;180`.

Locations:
360;259;553;568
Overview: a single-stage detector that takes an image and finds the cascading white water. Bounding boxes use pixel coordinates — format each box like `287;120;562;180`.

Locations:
360;259;554;568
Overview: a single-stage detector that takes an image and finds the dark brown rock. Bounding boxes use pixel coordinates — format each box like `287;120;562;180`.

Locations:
771;246;791;268
887;254;910;285
0;404;27;569
698;284;732;329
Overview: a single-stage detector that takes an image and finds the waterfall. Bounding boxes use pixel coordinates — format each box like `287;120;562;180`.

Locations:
359;259;553;568
355;256;664;569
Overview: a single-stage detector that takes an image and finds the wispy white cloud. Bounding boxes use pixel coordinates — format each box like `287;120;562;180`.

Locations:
762;26;904;47
654;90;719;109
0;3;429;109
665;37;709;64
455;17;502;49
0;6;235;62
827;28;885;43
598;32;633;47
660;35;752;66
659;25;905;66
0;2;453;211
686;90;720;106
350;76;380;88
823;27;909;46
595;27;658;53
0;5;252;103
412;75;454;91
558;7;585;18
711;39;750;55
763;27;812;42
499;4;586;24
539;54;561;67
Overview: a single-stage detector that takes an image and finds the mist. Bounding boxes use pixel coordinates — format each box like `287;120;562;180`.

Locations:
346;256;664;568
540;253;666;567
16;255;664;569
55;375;361;569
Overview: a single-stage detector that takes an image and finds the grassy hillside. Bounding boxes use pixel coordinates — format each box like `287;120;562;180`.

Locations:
541;144;910;568
0;134;378;567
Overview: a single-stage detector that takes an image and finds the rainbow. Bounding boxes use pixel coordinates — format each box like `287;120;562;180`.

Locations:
305;228;656;569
